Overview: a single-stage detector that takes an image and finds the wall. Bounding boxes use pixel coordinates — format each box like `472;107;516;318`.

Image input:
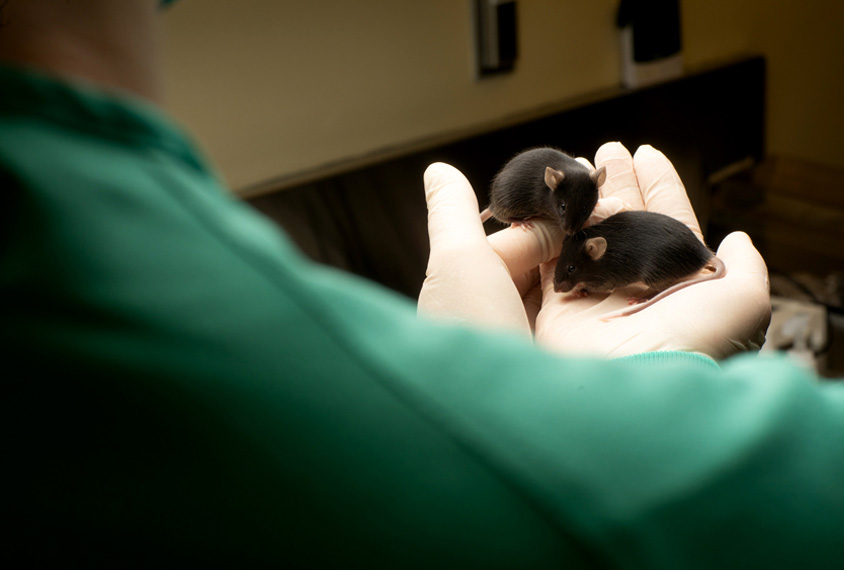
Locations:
681;0;844;173
162;0;844;192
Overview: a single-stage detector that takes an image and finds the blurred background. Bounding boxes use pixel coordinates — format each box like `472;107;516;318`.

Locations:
162;0;844;376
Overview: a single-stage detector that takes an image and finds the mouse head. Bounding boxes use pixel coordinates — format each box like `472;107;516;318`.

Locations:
545;165;605;235
553;234;608;293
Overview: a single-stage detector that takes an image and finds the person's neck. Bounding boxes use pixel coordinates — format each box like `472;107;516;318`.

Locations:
0;0;162;103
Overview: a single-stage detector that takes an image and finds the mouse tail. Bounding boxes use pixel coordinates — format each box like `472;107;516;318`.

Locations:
480;208;493;223
598;256;727;321
707;255;727;278
598;299;655;321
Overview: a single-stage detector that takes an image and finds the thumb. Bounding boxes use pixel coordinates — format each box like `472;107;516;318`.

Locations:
487;221;564;283
423;163;488;258
425;162;564;282
420;163;532;333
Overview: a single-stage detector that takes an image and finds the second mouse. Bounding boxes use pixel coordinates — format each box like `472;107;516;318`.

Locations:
553;210;726;319
483;147;606;235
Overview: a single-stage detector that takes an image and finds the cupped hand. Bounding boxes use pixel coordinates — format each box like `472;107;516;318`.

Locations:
534;142;771;359
418;143;771;361
417;162;563;335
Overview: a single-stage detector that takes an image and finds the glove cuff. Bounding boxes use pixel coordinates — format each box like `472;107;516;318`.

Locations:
614;350;720;370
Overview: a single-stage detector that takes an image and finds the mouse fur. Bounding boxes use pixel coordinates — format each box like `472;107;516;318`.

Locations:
554;210;726;319
483;147;605;235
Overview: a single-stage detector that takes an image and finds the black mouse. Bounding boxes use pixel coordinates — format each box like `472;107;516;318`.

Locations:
481;147;605;235
554;210;726;319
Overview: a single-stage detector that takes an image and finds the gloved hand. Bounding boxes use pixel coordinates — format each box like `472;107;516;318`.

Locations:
418;142;771;360
417;160;561;335
534;142;771;358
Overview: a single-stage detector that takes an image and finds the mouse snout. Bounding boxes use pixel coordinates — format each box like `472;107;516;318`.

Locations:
554;279;574;293
561;213;588;236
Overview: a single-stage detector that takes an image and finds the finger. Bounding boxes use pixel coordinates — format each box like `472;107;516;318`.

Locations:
586;196;632;226
594;142;645;209
573;156;630;227
575;156;595;170
423;163;489;258
633;145;703;241
487;220;564;284
715;231;770;294
702;232;773;353
421;163;533;334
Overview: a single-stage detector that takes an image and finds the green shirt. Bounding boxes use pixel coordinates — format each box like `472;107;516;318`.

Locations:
2;64;842;568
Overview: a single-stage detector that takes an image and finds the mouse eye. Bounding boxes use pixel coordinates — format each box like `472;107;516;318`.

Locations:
559;201;566;213
567;265;576;274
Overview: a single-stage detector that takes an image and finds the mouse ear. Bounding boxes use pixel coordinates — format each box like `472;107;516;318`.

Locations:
590;165;607;187
584;236;607;260
544;167;565;191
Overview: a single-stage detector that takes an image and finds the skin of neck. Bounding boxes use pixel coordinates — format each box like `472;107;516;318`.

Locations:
0;0;162;103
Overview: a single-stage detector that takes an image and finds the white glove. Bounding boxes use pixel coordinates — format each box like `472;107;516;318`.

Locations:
534;143;771;359
418;142;771;360
417;160;561;335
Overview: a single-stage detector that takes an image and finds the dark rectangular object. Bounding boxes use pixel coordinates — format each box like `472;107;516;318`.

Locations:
618;0;682;62
476;0;518;76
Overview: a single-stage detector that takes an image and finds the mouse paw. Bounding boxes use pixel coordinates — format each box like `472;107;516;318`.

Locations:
627;296;645;305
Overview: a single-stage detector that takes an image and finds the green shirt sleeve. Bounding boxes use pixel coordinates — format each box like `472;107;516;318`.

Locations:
2;63;843;568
